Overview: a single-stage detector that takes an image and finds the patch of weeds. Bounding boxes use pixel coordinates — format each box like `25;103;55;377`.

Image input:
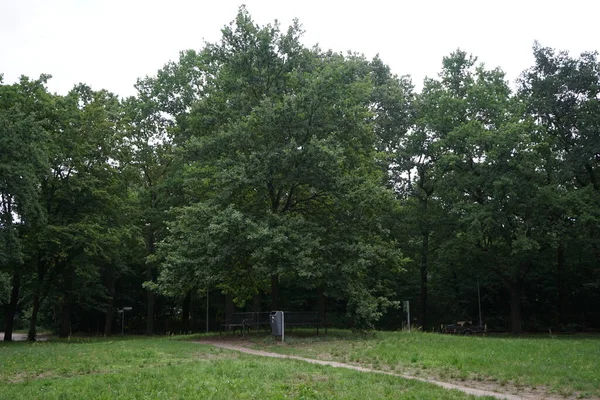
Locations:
557;387;574;398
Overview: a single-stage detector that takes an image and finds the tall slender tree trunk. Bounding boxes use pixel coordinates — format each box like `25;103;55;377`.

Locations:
418;231;429;328
181;291;191;332
271;274;280;310
104;267;116;336
59;301;72;338
556;242;568;327
59;269;73;338
252;293;261;312
146;231;155;336
225;294;234;318
509;282;522;334
3;270;21;342
27;294;41;341
28;258;48;341
145;265;155;336
317;288;327;320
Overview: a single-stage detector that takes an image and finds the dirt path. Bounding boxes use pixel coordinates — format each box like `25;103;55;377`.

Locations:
1;332;27;341
197;340;557;400
1;332;48;341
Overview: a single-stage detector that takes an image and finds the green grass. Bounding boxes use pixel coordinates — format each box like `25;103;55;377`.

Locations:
248;330;600;398
0;336;486;399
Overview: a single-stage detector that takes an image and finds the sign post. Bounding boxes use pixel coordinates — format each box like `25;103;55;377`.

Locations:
119;307;132;335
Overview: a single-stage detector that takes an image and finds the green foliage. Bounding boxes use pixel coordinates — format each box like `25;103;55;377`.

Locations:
0;75;53;264
152;7;408;329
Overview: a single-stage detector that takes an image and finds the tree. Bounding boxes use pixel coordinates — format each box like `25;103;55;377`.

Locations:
415;51;552;333
0;75;52;341
154;8;407;328
27;85;138;339
519;44;600;326
121;77;184;335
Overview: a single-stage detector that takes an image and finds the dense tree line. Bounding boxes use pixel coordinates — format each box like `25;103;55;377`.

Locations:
1;8;599;339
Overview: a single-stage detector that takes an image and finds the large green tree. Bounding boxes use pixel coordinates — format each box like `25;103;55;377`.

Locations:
27;85;138;339
519;45;600;326
414;51;550;333
154;8;407;328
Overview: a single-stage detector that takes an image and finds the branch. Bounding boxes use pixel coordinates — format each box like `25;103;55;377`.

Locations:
281;185;298;212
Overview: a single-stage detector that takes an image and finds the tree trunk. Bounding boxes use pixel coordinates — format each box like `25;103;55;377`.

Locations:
252;293;261;312
28;257;49;341
181;291;191;332
3;270;21;342
104;265;116;336
59;300;72;338
509;282;522;334
225;294;234;318
145;231;155;336
59;267;74;338
145;282;154;335
317;288;327;320
27;293;41;341
104;300;115;336
556;242;568;327
418;231;429;328
145;258;155;335
271;274;280;310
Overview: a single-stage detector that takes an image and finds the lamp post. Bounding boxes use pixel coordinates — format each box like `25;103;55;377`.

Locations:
403;301;410;332
477;281;483;327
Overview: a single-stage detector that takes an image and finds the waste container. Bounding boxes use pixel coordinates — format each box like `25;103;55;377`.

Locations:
270;311;284;336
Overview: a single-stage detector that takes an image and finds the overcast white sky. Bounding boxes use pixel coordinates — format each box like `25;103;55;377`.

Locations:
2;0;599;98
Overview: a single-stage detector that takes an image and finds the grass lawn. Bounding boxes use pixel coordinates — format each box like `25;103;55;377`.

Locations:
0;336;487;400
247;330;600;398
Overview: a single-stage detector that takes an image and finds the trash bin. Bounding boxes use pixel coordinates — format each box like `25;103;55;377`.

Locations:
270;311;284;336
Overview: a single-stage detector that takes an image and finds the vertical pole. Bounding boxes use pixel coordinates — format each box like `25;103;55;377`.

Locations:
403;301;410;332
477;280;483;327
206;287;209;333
121;310;124;335
281;311;285;343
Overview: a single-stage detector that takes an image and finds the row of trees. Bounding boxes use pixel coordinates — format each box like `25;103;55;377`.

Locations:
2;8;599;339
